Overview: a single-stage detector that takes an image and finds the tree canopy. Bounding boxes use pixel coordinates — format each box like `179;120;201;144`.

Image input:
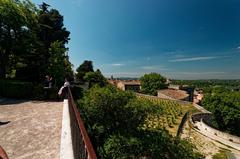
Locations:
202;92;240;136
140;72;167;95
0;0;73;86
76;60;94;83
75;61;107;88
84;69;107;88
0;0;37;78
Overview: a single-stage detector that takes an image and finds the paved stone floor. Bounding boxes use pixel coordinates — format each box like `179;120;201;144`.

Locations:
0;99;63;159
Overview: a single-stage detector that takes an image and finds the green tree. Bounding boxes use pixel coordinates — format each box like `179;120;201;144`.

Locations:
0;1;72;82
84;69;107;88
37;2;70;79
0;0;37;79
76;60;94;83
48;41;73;87
63;55;74;80
140;72;166;95
202;92;240;136
78;86;146;152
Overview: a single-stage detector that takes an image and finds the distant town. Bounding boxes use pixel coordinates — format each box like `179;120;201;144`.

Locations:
108;78;203;103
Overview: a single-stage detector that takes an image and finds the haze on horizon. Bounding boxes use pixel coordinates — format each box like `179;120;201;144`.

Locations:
32;0;240;80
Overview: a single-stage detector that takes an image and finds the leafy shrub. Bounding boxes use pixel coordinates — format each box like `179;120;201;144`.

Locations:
103;134;142;159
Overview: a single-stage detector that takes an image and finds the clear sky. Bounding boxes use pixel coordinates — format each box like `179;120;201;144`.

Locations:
32;0;240;79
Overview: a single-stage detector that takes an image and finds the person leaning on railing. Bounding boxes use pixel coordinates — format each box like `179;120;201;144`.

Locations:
58;77;70;99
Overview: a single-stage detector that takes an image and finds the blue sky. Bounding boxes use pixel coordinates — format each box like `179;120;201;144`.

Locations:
32;0;240;79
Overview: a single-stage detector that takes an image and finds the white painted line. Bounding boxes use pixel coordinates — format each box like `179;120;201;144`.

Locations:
60;99;74;159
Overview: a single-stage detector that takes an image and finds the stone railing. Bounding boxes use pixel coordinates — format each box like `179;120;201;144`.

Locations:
67;87;97;159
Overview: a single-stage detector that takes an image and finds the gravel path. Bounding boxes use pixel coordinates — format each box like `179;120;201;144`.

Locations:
0;99;63;159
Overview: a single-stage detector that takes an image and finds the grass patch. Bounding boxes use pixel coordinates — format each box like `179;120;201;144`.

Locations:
213;150;228;159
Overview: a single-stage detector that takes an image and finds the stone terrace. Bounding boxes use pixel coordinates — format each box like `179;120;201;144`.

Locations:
0;99;63;159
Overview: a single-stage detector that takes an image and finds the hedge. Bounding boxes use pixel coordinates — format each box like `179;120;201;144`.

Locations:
0;80;58;99
0;80;84;100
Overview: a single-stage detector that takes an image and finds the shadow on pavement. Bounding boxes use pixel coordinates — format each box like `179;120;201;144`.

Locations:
0;98;27;105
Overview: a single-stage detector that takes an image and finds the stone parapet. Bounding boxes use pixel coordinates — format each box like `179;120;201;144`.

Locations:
190;113;240;150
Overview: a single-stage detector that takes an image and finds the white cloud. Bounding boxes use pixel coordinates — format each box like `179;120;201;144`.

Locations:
176;71;226;75
104;72;144;78
141;65;169;70
237;46;240;52
169;56;218;62
71;0;85;7
111;63;125;66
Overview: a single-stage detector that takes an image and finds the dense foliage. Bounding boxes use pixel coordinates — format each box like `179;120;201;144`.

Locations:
140;73;167;95
78;86;202;159
75;61;107;88
0;0;73;86
84;69;107;88
202;92;240;136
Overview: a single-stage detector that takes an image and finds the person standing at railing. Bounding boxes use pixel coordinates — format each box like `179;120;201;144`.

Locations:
58;77;70;99
43;75;54;99
44;75;54;88
49;76;54;88
43;75;50;88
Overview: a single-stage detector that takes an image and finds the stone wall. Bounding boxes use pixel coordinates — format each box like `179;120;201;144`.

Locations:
192;103;211;113
196;119;240;144
190;113;240;150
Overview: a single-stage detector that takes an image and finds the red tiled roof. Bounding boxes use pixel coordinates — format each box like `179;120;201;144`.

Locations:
158;89;189;100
